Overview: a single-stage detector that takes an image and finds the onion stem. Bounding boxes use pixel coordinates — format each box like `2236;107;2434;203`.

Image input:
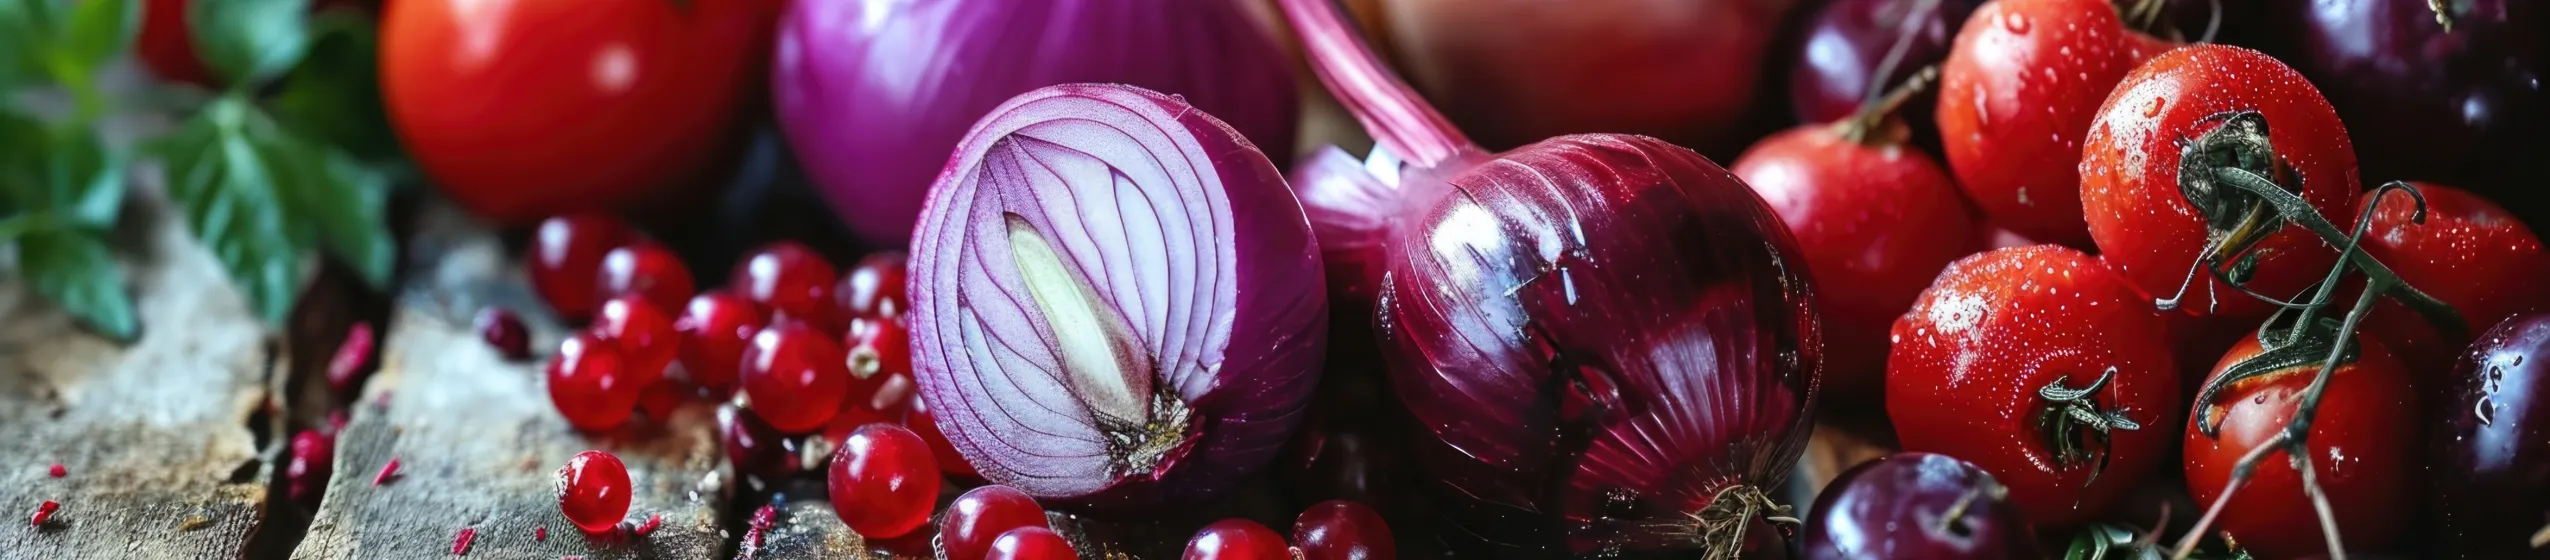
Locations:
1277;0;1473;169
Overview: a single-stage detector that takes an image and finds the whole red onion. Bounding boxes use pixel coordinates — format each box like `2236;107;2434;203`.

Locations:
773;0;1301;246
1281;0;1823;555
909;84;1327;510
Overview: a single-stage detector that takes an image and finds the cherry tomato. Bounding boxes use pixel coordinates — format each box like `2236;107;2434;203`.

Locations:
2183;325;2418;559
1888;245;2178;528
381;0;772;224
2353;183;2550;373
1732;123;1977;396
2080;44;2356;323
1935;0;2168;245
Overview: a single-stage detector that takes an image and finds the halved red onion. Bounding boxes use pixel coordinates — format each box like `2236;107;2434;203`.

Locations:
909;84;1327;510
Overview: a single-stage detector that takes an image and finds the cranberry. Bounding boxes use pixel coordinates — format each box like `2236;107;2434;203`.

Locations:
836;252;909;320
557;450;633;534
731;242;837;329
451;526;477;555
941;485;1050;560
677;292;765;394
286;430;335;507
844;317;911;382
1292;500;1394;560
326;323;378;393
372;456;402;486
47;463;64;478
593;295;678;386
636;380;686;422
547;333;642;431
740;324;850;433
32;500;58;527
596;242;695;314
718;404;802;482
530;213;635;319
826;424;940;539
475;307;532;361
1183;519;1291;560
906;397;981;479
986;527;1077;560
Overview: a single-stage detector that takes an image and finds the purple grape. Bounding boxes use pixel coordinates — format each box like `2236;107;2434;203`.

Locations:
1788;0;1982;132
2272;0;2545;199
1801;453;2038;560
2429;313;2550;559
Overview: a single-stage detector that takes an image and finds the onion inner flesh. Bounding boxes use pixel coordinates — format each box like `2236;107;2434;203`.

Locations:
1004;213;1192;478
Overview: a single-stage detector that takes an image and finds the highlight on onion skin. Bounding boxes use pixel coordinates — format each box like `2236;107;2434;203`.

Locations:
1278;0;1824;555
773;0;1300;247
908;83;1328;511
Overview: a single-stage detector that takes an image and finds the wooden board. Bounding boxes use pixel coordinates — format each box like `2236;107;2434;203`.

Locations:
289;206;727;559
0;196;274;559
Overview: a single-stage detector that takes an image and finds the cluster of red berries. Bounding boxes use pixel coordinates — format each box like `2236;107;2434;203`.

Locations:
1179;500;1395;560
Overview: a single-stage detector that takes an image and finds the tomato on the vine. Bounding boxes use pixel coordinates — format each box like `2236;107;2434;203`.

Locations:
2353;183;2550;373
381;0;774;224
1888;245;2179;528
1935;0;2168;245
2183;325;2418;559
2080;44;2356;323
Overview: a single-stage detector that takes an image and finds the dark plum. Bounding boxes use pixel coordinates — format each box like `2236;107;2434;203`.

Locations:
1801;453;2037;560
2429;313;2550;559
2272;0;2544;198
1787;0;1982;143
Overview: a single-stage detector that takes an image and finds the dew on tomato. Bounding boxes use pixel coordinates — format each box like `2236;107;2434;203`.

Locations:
2183;325;2418;559
2353;183;2550;374
1936;0;2168;245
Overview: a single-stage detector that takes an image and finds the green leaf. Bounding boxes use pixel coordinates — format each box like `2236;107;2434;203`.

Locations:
157;94;395;324
268;11;398;162
42;124;123;229
56;0;136;81
188;0;310;89
15;227;136;341
0;109;45;208
251;126;391;286
0;0;57;88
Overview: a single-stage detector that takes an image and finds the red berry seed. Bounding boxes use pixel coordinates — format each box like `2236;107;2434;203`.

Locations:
986;526;1077;560
676;292;766;394
731;242;838;329
452;526;477;555
530;213;635;320
941;485;1049;560
595;242;695;315
558;451;633;534
47;463;64;478
372;456;401;486
548;332;643;431
739;323;850;433
31;501;58;527
827;424;939;538
594;295;679;386
326;323;378;393
476;307;533;361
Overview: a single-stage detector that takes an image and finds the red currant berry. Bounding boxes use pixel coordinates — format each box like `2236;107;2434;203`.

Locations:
827;424;940;539
594;295;678;387
636;379;688;422
844;317;911;381
475;306;532;361
740;323;850;433
907;397;981;479
285;429;335;507
836;252;909;320
557;450;633;534
596;242;695;314
941;485;1049;560
1292;500;1394;560
676;292;765;394
718;404;801;482
731;242;838;329
531;213;635;319
1183;519;1290;560
986;527;1077;560
547;333;642;431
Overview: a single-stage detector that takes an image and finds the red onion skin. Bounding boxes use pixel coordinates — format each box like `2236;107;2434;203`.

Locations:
1278;0;1823;554
774;0;1301;247
909;84;1326;511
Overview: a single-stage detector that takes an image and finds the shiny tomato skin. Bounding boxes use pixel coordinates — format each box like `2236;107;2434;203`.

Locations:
2353;183;2550;374
2080;44;2355;323
1935;0;2167;245
1732;125;1978;396
1888;245;2178;528
381;0;771;225
2183;329;2418;560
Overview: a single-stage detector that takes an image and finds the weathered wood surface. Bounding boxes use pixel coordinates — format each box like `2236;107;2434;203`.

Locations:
0;197;273;559
290;207;727;559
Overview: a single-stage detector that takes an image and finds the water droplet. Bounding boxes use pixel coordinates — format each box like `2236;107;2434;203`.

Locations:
2142;96;2166;117
1971;87;1991;128
2001;12;2030;34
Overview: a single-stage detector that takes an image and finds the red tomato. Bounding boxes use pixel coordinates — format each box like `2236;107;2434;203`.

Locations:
2183;326;2418;559
136;0;215;87
1732;123;1977;396
1935;0;2167;245
382;0;772;225
2353;183;2550;373
2080;44;2356;323
1888;245;2179;527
